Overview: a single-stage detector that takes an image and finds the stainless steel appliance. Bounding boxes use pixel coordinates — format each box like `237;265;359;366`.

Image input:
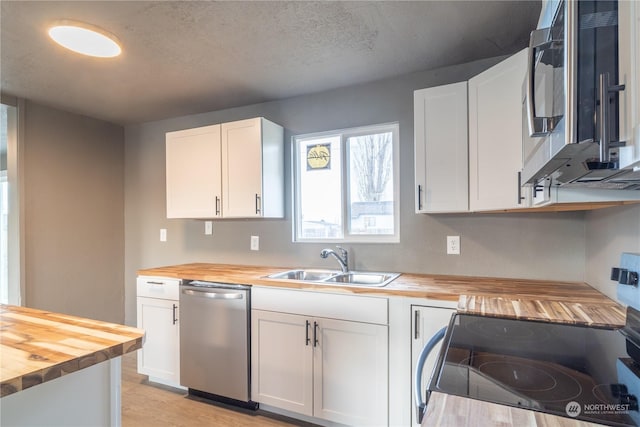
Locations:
522;0;640;189
179;281;257;409
416;253;640;426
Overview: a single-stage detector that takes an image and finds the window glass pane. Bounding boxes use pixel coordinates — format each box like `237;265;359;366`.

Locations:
347;131;394;235
297;135;343;239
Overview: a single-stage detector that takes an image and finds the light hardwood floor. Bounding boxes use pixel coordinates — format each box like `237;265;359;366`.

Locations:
121;352;310;426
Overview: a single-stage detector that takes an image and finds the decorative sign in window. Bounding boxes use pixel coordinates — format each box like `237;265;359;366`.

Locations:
306;143;331;170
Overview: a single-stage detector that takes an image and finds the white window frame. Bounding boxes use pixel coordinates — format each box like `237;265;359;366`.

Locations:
292;122;400;243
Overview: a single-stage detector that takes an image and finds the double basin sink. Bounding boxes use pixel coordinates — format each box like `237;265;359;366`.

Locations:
266;269;400;287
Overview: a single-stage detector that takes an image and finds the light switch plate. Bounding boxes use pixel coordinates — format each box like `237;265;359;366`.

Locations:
251;235;259;251
160;228;167;242
205;221;213;235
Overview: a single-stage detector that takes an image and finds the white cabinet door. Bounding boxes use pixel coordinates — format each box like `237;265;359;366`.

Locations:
136;296;180;385
619;0;640;169
468;49;528;211
252;308;389;425
251;310;313;416
314;318;388;426
414;82;469;213
221;118;263;218
166;118;283;219
410;305;455;426
166;124;222;218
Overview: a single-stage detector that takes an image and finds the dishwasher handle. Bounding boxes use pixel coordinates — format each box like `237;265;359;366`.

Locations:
181;288;244;299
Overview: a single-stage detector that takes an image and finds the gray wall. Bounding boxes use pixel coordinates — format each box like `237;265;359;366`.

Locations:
584;204;640;300
24;101;125;323
124;57;587;325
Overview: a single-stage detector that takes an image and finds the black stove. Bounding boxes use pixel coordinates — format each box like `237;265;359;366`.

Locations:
428;312;640;426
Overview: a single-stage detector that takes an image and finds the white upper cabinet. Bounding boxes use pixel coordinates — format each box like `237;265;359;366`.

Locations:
166;117;284;219
468;49;528;211
618;0;640;170
166;125;222;219
221;118;284;218
414;82;469;213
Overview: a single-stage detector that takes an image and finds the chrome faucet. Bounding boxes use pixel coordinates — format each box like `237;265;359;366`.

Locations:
320;246;349;273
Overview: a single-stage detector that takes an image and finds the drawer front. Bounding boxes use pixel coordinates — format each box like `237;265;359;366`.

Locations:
137;276;181;300
252;286;388;325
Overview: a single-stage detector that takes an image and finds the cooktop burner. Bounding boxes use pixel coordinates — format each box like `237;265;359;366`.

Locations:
457;353;585;402
430;314;639;426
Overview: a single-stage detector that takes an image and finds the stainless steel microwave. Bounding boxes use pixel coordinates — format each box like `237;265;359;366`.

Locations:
521;0;639;190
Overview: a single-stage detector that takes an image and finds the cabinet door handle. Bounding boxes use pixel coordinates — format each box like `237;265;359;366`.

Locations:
215;196;221;216
517;172;525;205
255;193;261;215
414;310;420;340
313;321;319;347
417;185;423;211
147;281;164;285
305;320;311;346
172;304;178;325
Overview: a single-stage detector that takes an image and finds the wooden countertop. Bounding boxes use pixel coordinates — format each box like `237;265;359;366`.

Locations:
138;263;625;326
0;304;144;398
458;295;626;328
423;393;603;427
137;262;613;300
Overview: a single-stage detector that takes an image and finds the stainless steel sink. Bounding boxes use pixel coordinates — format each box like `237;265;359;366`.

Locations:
324;272;399;286
267;269;340;281
266;269;400;287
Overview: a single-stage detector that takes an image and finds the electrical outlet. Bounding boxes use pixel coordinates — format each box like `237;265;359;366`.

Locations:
250;235;259;251
447;235;460;255
160;228;167;242
205;221;213;235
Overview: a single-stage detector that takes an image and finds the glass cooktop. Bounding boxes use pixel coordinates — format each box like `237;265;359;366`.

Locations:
429;314;640;426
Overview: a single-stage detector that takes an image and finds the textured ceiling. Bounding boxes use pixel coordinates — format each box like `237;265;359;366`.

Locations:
0;1;540;125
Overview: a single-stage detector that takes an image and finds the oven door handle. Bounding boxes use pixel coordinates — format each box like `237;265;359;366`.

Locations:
414;326;447;424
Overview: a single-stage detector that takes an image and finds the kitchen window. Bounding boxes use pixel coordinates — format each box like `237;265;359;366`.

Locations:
293;123;399;242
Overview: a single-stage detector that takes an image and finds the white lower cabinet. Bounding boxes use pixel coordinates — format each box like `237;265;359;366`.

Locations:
252;310;313;415
251;287;388;426
252;310;388;426
136;276;182;388
314;317;387;425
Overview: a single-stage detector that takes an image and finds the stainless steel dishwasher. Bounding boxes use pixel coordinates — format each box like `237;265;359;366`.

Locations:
179;281;257;409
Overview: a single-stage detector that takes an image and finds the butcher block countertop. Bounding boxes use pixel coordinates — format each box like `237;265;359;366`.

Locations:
457;295;626;328
138;263;625;326
0;304;144;397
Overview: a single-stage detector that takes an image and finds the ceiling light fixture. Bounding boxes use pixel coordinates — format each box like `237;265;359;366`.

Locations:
48;21;122;58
